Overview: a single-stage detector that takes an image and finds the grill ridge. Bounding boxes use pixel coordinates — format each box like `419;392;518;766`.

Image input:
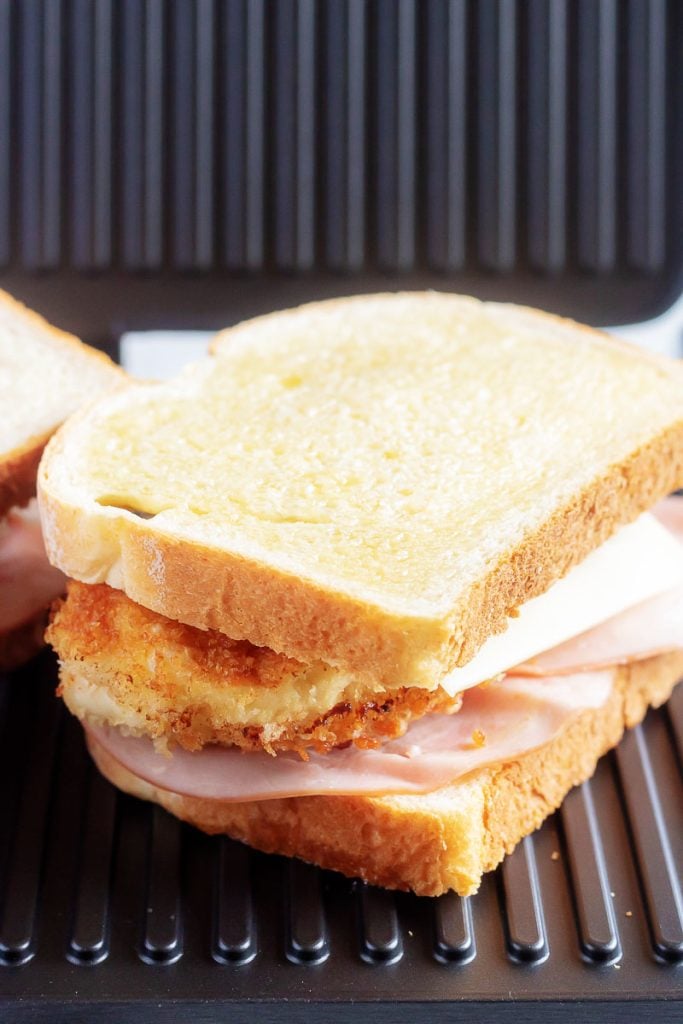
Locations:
500;834;549;963
560;781;621;964
357;883;403;965
1;0;678;279
139;807;183;965
285;860;329;965
212;838;256;965
433;892;475;964
0;671;61;966
615;724;683;963
67;764;116;965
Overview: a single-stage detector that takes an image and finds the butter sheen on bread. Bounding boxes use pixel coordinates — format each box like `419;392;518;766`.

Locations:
39;292;683;688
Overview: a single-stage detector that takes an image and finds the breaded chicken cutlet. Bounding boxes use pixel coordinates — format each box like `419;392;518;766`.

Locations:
48;582;461;757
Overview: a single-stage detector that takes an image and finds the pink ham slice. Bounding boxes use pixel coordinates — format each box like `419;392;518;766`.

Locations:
514;584;683;676
651;495;683;539
0;503;65;635
515;496;683;676
86;670;613;801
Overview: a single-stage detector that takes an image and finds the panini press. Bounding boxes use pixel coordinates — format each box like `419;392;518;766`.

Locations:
1;2;682;1020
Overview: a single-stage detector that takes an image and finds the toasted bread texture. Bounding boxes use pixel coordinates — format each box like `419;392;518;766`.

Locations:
87;651;683;897
0;289;124;518
39;293;683;687
49;582;458;755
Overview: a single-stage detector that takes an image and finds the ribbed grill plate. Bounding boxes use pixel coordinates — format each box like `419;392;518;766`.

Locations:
0;0;682;338
0;658;681;1022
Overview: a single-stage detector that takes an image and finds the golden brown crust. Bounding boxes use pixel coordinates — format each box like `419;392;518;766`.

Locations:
66;664;456;756
0;611;47;671
48;582;459;754
87;651;683;897
49;582;307;686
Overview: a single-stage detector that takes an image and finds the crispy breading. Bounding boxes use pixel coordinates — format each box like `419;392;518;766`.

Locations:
47;583;459;756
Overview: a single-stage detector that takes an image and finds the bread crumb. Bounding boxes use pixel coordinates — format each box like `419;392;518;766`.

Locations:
614;964;621;970
625;910;633;918
471;728;486;748
408;930;414;937
551;851;560;862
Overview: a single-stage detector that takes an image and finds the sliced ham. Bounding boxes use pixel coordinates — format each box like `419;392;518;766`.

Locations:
652;495;683;540
514;584;683;676
86;669;613;801
439;511;683;696
0;502;65;634
515;497;683;676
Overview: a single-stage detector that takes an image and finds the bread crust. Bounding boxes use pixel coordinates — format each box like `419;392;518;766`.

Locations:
87;650;683;897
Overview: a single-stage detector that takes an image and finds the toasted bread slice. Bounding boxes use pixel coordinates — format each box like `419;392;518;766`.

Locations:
39;293;683;688
87;650;683;897
0;290;125;518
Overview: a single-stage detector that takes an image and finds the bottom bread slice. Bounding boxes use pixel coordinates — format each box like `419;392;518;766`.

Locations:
86;651;683;897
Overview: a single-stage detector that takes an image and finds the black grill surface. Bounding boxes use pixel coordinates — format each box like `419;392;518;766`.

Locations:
2;3;683;1020
0;654;681;1022
1;0;682;341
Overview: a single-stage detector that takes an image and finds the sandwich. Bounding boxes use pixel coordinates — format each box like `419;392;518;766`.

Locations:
39;292;683;896
0;291;124;669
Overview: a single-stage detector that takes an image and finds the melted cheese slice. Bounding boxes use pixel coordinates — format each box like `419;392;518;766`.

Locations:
87;669;614;801
515;584;683;676
439;513;683;696
515;499;683;675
